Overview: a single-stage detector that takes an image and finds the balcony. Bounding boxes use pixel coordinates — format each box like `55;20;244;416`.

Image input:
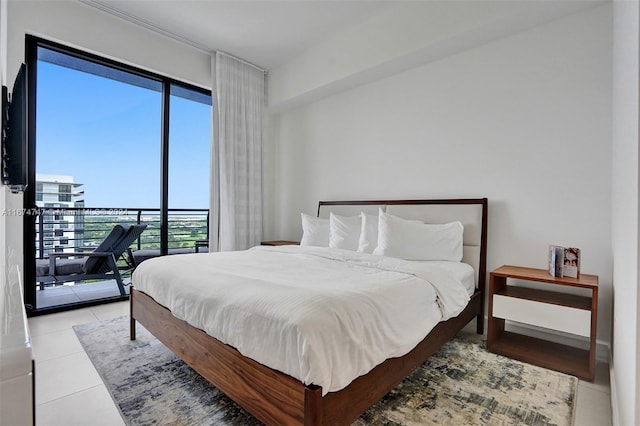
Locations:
34;207;209;309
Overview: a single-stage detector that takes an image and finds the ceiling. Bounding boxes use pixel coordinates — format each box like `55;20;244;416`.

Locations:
80;0;393;70
79;0;607;75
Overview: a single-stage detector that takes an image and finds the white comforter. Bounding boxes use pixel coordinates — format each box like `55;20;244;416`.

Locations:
132;245;471;395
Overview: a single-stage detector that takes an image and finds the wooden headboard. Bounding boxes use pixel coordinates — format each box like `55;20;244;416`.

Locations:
317;198;488;292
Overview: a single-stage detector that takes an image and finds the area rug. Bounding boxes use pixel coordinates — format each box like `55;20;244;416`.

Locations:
74;316;578;425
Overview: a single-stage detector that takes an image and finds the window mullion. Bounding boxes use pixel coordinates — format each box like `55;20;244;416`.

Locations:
160;81;170;256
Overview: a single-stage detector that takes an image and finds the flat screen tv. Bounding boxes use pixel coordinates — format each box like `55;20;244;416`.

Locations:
1;63;28;192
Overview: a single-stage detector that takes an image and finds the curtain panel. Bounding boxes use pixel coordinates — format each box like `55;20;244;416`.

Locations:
212;52;265;251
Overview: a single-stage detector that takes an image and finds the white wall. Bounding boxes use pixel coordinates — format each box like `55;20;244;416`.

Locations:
1;0;5;83
611;0;639;424
268;5;614;346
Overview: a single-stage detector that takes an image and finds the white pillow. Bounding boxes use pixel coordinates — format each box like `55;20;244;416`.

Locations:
372;211;464;261
357;212;379;253
329;213;362;251
300;213;330;247
361;209;421;254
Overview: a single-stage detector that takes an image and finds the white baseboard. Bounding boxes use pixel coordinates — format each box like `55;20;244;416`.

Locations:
609;355;620;426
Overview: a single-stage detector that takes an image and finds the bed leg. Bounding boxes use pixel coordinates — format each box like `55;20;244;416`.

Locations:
130;288;136;341
304;385;323;426
476;313;484;335
130;316;136;341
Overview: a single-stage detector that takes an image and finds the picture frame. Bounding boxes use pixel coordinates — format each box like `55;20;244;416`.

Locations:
563;247;580;278
548;245;564;277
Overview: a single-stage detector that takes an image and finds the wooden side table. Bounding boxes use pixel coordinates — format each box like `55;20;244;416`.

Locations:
260;240;299;246
487;265;598;381
195;239;209;253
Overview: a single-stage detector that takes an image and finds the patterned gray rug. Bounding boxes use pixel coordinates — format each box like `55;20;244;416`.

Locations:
74;316;577;425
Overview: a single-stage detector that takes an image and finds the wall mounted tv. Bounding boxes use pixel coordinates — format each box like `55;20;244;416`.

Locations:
1;63;28;192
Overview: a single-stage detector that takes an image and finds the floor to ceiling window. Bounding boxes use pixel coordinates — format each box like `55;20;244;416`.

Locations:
24;36;212;314
168;85;212;251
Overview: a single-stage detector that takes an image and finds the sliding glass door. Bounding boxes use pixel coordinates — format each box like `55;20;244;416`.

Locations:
168;85;212;251
24;36;212;314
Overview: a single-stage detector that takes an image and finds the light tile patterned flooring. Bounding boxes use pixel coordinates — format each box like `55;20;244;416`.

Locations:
29;302;614;426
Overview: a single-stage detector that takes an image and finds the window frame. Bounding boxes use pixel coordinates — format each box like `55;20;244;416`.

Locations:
23;35;212;315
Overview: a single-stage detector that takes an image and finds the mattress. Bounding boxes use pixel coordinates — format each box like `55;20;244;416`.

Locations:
132;245;471;394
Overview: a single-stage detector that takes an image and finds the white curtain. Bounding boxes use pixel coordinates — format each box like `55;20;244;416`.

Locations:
210;52;265;251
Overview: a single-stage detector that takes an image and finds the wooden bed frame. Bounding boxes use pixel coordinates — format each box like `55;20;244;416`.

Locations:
130;198;488;425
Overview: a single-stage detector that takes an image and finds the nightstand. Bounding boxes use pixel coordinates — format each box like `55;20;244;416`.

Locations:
487;265;598;381
260;240;299;246
195;239;208;253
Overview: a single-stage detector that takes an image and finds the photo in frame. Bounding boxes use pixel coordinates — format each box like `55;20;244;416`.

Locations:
563;247;580;278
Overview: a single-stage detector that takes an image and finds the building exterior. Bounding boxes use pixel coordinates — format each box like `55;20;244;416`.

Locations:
35;174;84;258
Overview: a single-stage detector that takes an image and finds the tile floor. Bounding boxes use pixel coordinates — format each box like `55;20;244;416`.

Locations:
28;301;614;426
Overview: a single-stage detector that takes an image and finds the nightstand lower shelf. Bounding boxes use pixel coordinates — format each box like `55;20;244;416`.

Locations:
489;331;591;380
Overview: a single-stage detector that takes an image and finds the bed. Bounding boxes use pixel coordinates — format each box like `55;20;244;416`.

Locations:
130;198;488;425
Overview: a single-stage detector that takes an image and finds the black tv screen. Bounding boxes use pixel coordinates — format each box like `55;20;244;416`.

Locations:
2;63;28;191
1;85;7;149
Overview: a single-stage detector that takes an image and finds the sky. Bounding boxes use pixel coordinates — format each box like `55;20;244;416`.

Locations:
35;53;212;210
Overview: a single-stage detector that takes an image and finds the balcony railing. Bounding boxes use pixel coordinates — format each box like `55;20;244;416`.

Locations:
34;207;209;260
